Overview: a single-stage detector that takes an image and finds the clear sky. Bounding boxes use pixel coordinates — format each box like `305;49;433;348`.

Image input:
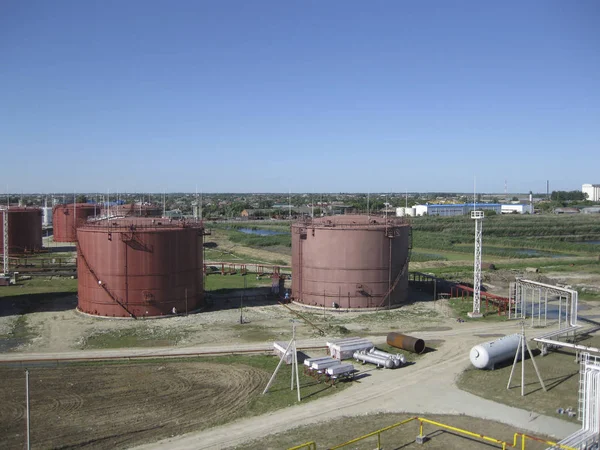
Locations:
1;1;598;194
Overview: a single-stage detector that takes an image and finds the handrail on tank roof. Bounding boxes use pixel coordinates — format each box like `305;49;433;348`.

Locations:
81;219;204;231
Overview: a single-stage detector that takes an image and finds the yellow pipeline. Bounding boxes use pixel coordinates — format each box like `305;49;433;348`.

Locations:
287;442;316;450
305;416;579;450
418;417;509;449
328;417;418;449
510;433;576;450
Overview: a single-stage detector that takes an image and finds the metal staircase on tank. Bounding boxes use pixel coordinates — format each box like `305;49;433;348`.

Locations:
377;224;412;309
78;245;136;318
120;230;154;252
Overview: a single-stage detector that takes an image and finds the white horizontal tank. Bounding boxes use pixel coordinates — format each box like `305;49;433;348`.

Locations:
470;334;521;370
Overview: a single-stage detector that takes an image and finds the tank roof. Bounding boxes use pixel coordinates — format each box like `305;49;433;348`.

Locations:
0;206;41;212
293;214;408;229
79;217;203;231
52;203;98;211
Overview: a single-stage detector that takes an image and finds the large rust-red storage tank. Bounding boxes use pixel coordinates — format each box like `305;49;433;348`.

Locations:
291;215;411;310
52;203;99;242
76;218;204;318
0;207;43;254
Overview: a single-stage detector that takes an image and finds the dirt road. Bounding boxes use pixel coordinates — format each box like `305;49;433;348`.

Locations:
131;321;580;449
4;319;582;449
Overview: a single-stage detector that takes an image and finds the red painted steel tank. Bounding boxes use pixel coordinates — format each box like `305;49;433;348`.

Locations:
106;204;162;218
76;218;204;318
291;215;411;310
52;203;99;242
0;207;43;254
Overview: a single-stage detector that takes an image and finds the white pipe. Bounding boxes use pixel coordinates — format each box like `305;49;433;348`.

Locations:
517;279;578;327
534;338;600;354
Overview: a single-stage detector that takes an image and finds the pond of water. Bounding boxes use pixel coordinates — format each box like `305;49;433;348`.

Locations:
500;249;572;258
237;228;289;236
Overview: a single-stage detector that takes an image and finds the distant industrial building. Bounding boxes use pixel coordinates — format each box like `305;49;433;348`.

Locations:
582;184;600;202
554;207;580;214
501;204;533;214
582;207;600;214
405;203;502;217
396;207;416;217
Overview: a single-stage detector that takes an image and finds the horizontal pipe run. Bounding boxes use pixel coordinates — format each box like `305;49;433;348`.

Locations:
533;338;600;354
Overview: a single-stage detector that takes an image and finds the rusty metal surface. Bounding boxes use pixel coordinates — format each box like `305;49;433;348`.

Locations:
386;332;426;354
76;218;204;318
0;207;42;254
52;204;99;242
291;215;411;309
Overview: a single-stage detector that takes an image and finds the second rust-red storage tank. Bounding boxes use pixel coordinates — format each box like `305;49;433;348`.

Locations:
291;215;411;310
0;207;43;254
76;218;204;318
52;203;99;242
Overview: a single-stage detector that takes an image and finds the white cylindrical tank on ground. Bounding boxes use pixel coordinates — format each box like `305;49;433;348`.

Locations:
353;351;395;369
470;334;522;370
369;348;406;367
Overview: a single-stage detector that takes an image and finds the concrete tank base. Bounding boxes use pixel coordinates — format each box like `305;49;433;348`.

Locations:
291;301;403;313
75;306;206;320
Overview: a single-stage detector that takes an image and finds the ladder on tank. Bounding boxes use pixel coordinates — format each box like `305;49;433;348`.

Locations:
377;227;412;309
78;246;137;318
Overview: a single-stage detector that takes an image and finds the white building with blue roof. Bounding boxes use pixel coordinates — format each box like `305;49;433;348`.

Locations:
412;203;502;217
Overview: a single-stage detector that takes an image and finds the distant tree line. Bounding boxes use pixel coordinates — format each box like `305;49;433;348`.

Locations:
551;191;587;201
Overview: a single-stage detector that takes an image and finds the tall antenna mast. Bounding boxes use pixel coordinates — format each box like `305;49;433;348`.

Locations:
163;191;166;218
367;192;370;218
288;189;291;220
469;176;484;319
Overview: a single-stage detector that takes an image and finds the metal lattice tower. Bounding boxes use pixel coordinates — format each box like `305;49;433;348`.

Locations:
1;208;8;275
469;210;484;318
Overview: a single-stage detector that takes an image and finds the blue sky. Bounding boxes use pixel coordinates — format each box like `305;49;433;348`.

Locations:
1;1;598;193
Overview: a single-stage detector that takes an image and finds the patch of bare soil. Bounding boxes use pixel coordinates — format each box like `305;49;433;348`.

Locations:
0;362;268;449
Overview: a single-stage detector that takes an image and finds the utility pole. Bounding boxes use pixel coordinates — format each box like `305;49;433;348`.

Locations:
1;207;8;275
25;368;31;450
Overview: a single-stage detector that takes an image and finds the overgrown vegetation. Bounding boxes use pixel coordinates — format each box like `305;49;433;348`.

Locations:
412;215;600;257
204;273;274;292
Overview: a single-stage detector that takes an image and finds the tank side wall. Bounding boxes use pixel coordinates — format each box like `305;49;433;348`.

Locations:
53;205;97;242
293;224;410;308
1;210;43;253
77;227;204;317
